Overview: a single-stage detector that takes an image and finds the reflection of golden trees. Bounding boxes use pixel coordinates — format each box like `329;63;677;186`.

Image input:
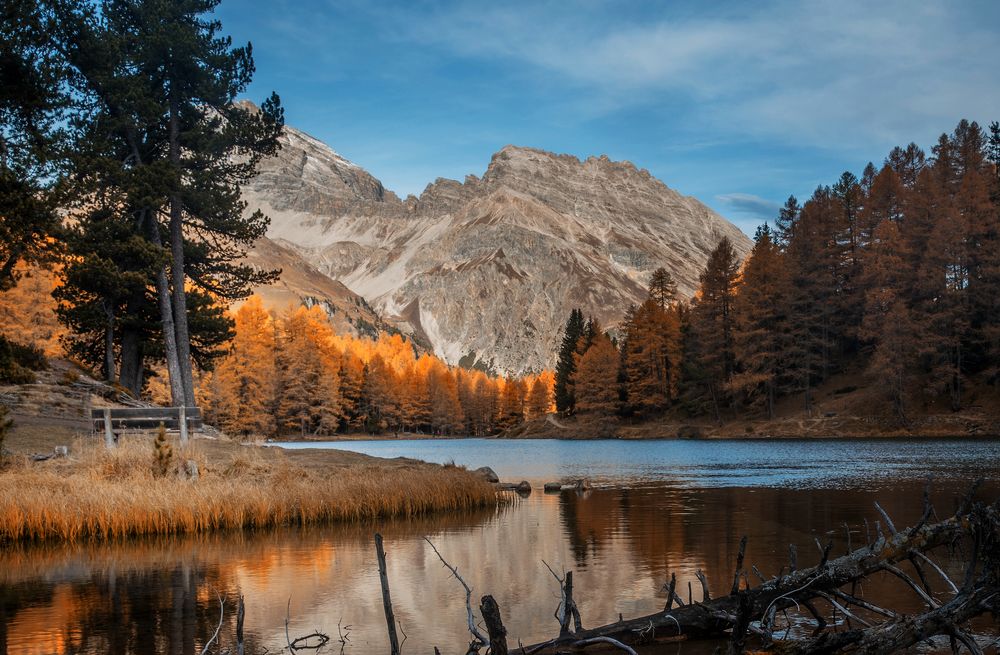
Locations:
557;479;988;609
3;479;990;654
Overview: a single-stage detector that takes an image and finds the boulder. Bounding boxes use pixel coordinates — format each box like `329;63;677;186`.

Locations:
543;482;562;492
474;466;500;483
515;480;532;494
53;445;69;458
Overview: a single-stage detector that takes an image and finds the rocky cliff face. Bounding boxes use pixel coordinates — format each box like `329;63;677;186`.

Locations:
242;237;389;342
242;125;751;375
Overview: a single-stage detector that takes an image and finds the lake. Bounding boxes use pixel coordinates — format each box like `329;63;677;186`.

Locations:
3;438;999;654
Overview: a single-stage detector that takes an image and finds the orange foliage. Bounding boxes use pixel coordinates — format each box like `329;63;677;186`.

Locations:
202;295;548;437
0;264;64;356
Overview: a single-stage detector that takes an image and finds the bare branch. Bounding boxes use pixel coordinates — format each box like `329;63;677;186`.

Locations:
424;537;489;647
875;502;898;535
910;550;960;594
881;563;940;608
199;592;225;655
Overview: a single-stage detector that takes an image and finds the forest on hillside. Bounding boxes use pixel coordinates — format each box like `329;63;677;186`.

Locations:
0;0;552;440
5;2;1000;438
556;120;1000;425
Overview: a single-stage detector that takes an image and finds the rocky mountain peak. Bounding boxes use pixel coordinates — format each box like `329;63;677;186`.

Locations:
243;124;752;374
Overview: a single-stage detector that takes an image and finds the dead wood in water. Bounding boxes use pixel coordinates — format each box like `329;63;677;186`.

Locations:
480;595;509;655
374;533;401;655
199;485;997;655
512;484;999;655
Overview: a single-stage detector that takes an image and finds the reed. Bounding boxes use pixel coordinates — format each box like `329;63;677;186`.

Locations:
0;438;499;543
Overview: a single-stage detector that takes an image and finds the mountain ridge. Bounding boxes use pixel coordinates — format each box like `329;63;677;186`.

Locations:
241;123;752;374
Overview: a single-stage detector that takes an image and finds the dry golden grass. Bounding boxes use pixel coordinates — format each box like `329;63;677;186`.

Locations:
0;437;499;542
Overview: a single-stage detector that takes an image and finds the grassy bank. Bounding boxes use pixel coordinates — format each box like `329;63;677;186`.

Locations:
0;434;498;542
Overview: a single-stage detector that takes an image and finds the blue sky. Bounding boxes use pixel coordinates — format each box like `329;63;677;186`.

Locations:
216;0;1000;236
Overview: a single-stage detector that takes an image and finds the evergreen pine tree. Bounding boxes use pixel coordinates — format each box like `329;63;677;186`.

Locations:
0;0;63;290
58;0;283;407
554;308;584;414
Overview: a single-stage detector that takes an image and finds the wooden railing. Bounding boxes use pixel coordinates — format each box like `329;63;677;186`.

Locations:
90;406;202;447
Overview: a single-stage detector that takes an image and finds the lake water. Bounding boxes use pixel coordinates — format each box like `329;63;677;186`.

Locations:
3;438;1000;654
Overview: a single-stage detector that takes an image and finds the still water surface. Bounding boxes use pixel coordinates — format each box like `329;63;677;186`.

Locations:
3;439;1000;654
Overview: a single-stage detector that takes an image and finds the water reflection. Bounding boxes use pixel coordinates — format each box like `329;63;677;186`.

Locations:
3;441;1000;654
275;437;1000;488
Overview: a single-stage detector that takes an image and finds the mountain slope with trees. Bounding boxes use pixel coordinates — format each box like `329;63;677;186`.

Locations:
524;119;1000;438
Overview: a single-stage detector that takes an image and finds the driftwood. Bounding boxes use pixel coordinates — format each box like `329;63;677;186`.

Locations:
509;487;999;655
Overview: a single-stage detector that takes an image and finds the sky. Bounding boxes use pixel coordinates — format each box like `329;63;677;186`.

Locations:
215;0;1000;236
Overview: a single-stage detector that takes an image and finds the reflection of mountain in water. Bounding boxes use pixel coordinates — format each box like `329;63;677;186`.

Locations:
1;480;993;654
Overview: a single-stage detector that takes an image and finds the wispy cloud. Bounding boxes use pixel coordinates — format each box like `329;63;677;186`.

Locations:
223;0;999;234
389;0;1000;149
716;193;781;220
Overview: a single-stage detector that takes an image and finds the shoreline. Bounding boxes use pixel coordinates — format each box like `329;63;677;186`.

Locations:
263;417;1000;443
269;432;1000;444
0;426;499;544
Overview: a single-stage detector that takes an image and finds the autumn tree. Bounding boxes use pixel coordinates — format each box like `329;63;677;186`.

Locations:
525;372;553;419
773;196;801;247
275;306;343;436
730;225;786;418
779;187;843;410
857;219;914;419
209;297;276;436
683;237;740;420
427;364;463;434
497;376;526;429
0;264;63;356
648;268;677;309
361;354;400;433
622;298;680;415
575;334;620;415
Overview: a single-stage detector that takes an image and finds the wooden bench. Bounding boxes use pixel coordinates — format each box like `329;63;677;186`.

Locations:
91;407;202;447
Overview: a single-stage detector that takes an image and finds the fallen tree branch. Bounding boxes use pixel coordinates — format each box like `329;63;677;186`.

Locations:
515;503;982;654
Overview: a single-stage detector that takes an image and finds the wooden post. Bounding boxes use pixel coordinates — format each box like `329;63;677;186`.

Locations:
374;533;400;655
103;408;114;449
179;405;188;445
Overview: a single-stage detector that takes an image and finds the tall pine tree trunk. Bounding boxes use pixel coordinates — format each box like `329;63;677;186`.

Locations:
103;303;116;383
146;210;186;407
168;94;196;407
123;132;184;405
118;327;144;396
